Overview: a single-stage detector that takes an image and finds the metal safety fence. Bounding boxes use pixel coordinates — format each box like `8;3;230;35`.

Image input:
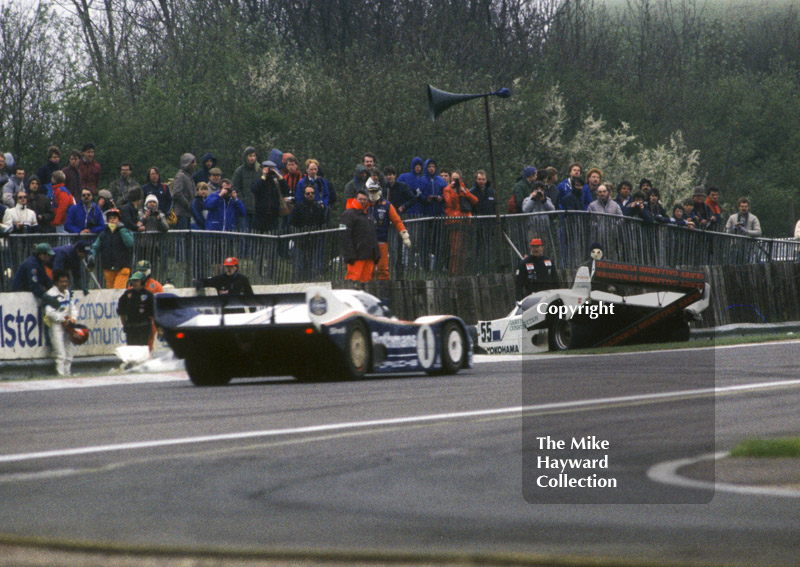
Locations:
2;211;799;291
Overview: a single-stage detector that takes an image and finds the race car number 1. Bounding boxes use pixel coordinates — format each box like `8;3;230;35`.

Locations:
417;324;436;369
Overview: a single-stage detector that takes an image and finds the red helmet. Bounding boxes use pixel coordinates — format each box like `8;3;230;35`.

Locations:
66;322;90;345
223;257;238;267
106;208;121;219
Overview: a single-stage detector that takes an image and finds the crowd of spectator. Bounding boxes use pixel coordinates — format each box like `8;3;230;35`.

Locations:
2;145;768;287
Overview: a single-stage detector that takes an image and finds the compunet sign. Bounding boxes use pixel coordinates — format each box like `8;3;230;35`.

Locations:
0;290;131;359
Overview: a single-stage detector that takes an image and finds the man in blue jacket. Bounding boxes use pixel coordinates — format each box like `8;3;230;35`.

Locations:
64;190;105;234
204;179;246;231
396;157;426;216
420;159;446;217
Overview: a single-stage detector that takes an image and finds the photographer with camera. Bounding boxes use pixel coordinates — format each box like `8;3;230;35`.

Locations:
205;179;246;232
624;192;654;224
252;160;290;233
139;194;169;232
522;181;556;214
725;197;762;236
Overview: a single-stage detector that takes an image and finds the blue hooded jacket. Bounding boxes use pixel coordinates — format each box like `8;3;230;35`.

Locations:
420;159;446;217
397;157;426;216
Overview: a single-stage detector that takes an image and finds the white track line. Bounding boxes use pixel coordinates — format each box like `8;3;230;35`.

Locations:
3;379;800;464
648;452;800;498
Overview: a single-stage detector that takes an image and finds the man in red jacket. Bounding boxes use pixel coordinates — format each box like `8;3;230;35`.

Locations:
50;171;75;233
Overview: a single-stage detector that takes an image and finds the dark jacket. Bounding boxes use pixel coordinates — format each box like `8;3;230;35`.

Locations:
192;152;218;184
53;244;87;291
92;225;134;270
515;254;557;300
385;180;417;214
231;148;260;214
340;198;380;264
470;181;496;216
117;287;155;328
28;190;55;232
291;197;327;229
11;254;53;298
199;271;253;296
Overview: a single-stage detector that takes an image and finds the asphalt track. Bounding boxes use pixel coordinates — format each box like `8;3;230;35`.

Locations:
1;341;799;566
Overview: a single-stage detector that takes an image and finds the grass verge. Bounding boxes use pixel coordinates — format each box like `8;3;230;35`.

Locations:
729;437;800;458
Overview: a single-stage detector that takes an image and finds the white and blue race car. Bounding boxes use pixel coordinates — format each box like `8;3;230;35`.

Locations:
155;288;472;386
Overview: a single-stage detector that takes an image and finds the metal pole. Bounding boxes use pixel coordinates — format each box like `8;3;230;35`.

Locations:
484;97;506;269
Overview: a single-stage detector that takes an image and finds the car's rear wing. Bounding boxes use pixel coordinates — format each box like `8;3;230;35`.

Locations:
155;292;306;329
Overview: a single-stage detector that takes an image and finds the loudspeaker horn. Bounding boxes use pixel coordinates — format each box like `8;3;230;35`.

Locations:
427;85;510;120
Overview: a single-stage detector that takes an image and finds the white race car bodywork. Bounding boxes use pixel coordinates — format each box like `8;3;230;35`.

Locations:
475;265;711;354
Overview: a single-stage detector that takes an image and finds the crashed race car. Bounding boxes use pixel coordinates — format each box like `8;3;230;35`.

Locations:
155;288;472;386
474;260;710;354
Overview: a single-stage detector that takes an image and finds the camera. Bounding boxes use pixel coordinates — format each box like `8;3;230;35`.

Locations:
534;189;544;200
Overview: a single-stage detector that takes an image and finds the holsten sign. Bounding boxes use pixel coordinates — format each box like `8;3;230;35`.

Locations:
0;290;129;359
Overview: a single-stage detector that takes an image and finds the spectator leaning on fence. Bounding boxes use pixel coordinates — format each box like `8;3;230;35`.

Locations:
53;240;93;295
688;186;716;230
11;242;59;309
644;188;669;222
614;181;633;211
705;186;723;230
625;192;653;223
587;184;622;216
560;177;587;211
725;197;762;237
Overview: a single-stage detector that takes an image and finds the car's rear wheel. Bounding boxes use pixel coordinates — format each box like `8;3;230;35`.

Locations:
341;320;371;380
548;317;587;351
439;322;467;375
185;354;232;386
